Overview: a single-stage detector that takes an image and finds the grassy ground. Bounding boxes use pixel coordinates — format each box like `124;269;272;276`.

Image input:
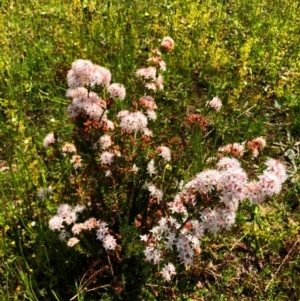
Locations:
0;0;300;300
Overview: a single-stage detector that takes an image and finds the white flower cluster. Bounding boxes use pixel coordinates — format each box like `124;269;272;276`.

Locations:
142;157;287;280
66;60;125;121
156;146;171;162
135;40;173;91
117;110;152;136
49;204;117;251
66;87;109;122
107;83;126;100
146;182;163;203
49;204;85;231
67;59;111;88
96;221;117;250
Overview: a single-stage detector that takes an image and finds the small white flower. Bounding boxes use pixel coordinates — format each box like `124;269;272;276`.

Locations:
67;237;80;247
139;234;148;242
160;263;176;281
147;159;156;176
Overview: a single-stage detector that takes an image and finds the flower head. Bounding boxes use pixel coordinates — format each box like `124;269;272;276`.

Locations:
67;237;80;247
49;216;64;231
136;67;157;81
67;59;94;88
100;151;115;165
62;142;77;153
139;96;157;111
219;143;244;157
70;155;82;169
161;36;175;52
160;263;176;281
147;183;163;203
91;65;111;87
99;134;113;150
157;146;171;162
217;157;241;170
67;59;111;88
67;92;107;121
102;234;117;250
108;83;126;100
264;158;287;183
148;56;166;71
208;97;222;112
118;110;149;134
187;113;209;132
247;137;266;157
43;132;56;148
147;159;156;176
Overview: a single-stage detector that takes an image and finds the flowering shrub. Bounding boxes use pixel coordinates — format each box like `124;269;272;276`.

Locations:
44;38;287;296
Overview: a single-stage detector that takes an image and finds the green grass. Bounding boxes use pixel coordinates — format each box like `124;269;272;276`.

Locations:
1;0;300;300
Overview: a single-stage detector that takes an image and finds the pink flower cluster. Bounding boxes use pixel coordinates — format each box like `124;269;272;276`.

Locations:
219;143;244;157
142;157;287;279
66;87;110;122
62;142;77;153
43;132;56;148
208;96;222;111
218;137;266;158
247;137;266;157
117;110;152;136
139;96;158;120
66;61;125;124
136;68;163;91
67;59;111;88
98;134;113;150
246;158;287;205
148;56;166;71
136;37;173;91
146;183;163;203
136;66;157;81
70;154;82;169
161;36;175;52
49;204;117;251
147;159;156;176
156;146;172;162
49;204;85;231
67;237;80;247
96;221;117;250
107;83;126;100
100;149;121;165
47;37;288;284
